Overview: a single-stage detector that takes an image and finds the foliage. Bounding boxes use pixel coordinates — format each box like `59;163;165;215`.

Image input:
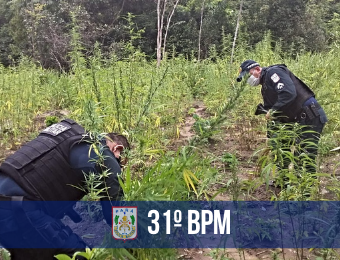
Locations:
1;32;340;260
55;247;136;260
0;248;10;260
0;0;339;68
119;146;217;201
220;152;241;200
254;122;328;200
192;113;214;140
221;152;238;171
45;116;59;126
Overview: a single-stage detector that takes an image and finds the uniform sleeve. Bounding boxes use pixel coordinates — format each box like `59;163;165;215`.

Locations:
71;142;123;226
266;67;297;111
98;148;124;200
99;148;124;226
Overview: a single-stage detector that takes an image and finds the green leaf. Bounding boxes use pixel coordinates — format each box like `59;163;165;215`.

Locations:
54;254;72;260
73;252;91;259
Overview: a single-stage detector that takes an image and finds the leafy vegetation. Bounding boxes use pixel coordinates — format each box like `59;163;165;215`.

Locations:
1;0;340;69
1;3;340;259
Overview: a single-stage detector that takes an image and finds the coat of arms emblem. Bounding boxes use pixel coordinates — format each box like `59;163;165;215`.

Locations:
112;206;137;241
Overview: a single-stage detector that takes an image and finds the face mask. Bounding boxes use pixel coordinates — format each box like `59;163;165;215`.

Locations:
247;75;260;87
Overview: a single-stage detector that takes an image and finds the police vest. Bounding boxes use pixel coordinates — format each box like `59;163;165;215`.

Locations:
262;65;314;122
0;119;87;215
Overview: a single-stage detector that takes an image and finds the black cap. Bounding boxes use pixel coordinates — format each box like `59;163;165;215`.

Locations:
236;59;260;82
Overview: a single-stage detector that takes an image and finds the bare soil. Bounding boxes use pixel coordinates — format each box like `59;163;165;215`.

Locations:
176;100;340;260
1;106;340;260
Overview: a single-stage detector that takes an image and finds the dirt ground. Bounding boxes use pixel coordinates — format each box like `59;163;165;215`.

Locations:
1;105;340;260
176;101;340;260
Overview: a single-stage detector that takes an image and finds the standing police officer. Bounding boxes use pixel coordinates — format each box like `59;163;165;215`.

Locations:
0;119;130;259
237;60;328;174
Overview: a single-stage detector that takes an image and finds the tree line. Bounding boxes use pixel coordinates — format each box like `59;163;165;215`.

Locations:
0;0;339;70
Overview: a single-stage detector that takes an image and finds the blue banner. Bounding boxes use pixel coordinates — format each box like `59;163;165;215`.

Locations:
0;201;340;248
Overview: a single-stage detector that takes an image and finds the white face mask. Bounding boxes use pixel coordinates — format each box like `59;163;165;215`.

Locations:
247;75;260;87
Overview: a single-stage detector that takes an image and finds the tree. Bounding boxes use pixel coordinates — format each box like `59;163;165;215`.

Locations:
198;0;205;61
266;0;326;52
156;0;180;67
230;0;243;64
0;0;15;65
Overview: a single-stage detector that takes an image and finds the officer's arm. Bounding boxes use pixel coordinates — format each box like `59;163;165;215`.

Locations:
268;69;297;111
99;148;123;200
99;148;124;226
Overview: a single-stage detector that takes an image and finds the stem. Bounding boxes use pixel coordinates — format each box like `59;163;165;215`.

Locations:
198;0;205;61
230;0;244;65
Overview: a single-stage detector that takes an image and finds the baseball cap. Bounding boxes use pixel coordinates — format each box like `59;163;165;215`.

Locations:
236;59;260;82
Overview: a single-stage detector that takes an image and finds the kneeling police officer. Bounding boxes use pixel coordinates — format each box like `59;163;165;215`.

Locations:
0;119;130;260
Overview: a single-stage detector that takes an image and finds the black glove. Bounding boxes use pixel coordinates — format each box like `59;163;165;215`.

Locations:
254;103;267;115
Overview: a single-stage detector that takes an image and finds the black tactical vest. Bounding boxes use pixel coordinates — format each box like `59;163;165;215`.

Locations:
0;119;87;215
261;65;314;122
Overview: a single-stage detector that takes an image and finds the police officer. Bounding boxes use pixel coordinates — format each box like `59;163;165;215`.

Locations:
0;119;130;259
237;60;328;174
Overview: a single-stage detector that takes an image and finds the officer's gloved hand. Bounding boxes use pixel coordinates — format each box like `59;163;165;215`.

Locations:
254;103;267;115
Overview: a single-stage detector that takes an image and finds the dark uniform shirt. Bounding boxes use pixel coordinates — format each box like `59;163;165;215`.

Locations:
0;141;122;225
260;65;297;111
69;141;123;201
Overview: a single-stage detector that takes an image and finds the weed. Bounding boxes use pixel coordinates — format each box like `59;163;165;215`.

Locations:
211;152;241;201
192;114;214;141
208;248;235;260
254;122;324;200
45;116;59;126
0;249;10;260
1;32;340;260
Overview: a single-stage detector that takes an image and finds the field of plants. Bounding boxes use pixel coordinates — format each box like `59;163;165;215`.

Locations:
1;35;340;260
